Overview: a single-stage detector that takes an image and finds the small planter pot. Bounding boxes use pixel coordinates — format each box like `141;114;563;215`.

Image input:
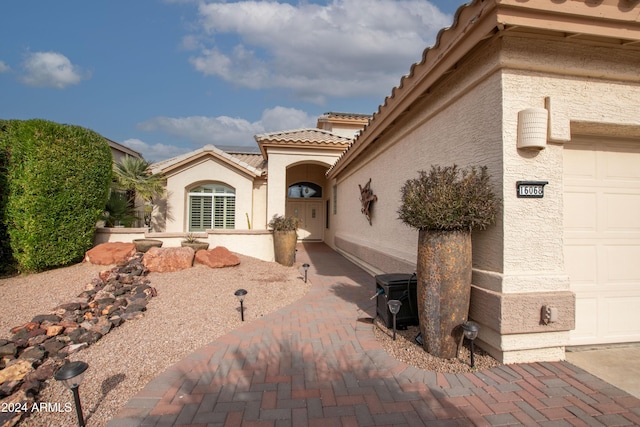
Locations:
181;241;210;252
133;239;163;253
273;230;298;267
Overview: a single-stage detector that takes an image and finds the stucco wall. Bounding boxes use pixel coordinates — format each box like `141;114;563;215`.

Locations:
328;33;640;363
94;228;274;261
266;148;342;222
162;156;256;233
327;37;505;277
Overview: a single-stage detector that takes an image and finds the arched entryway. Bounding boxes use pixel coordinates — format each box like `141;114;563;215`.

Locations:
285;163;328;241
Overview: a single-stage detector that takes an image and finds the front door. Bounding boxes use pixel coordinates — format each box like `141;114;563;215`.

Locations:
287;200;323;240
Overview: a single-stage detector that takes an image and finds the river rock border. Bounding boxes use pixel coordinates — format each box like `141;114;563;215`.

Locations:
0;253;156;427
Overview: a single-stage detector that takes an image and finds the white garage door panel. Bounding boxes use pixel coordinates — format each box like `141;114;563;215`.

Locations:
564;138;640;346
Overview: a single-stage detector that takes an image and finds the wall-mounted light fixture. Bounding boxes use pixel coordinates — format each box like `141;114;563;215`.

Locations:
517;108;548;151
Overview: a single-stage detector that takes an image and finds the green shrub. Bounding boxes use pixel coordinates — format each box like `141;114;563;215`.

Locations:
5;119;112;272
398;165;499;231
0;120;15;274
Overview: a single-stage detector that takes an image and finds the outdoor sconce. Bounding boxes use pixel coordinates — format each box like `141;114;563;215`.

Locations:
234;289;247;321
54;361;89;427
461;321;480;368
517;108;548;150
387;300;402;341
302;263;310;283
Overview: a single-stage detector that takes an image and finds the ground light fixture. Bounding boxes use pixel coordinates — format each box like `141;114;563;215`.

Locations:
387;300;402;341
302;263;310;283
54;360;89;427
234;289;248;321
461;321;480;367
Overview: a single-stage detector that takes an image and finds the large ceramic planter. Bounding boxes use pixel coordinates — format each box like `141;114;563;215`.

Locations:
416;229;472;359
181;241;210;252
273;230;297;267
133;238;163;253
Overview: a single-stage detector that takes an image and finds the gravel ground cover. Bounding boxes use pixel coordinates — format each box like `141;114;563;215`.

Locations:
1;253;499;426
0;255;309;427
373;318;501;373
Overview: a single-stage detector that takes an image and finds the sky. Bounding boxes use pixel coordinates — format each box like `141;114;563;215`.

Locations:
1;0;465;162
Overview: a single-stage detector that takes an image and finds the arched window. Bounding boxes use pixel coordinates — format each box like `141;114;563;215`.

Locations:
188;184;235;231
288;182;322;198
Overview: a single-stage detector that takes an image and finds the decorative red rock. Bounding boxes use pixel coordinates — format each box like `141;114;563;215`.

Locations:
195;246;241;268
84;242;136;265
142;247;195;272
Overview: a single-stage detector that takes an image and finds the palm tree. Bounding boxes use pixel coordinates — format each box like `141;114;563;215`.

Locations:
111;156;165;227
112;156;164;204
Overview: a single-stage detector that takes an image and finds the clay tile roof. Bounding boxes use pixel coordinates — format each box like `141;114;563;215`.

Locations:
255;128;353;158
255;128;352;144
152;144;265;177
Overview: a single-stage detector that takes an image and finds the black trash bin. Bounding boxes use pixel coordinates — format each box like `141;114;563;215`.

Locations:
375;273;419;329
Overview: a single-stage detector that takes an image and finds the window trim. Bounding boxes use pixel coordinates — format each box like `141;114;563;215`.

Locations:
188;183;235;231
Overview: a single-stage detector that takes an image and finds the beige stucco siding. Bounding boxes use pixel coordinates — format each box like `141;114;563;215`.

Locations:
162;156;256;233
328;38;505;278
266;148;342;222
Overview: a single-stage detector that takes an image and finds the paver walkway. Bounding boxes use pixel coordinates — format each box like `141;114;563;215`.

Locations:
109;242;640;426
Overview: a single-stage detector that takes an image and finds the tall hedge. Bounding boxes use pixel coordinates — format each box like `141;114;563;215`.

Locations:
3;119;112;272
0;121;14;274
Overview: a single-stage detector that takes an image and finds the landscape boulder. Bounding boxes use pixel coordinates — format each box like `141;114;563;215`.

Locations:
143;247;194;272
84;242;136;265
195;246;241;268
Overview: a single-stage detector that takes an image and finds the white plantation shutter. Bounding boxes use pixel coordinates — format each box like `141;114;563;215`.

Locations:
188;184;235;231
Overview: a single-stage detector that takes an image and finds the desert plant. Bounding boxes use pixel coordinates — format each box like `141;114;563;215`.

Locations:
183;233;201;243
112;156;165;204
4;119;112;272
104;191;138;227
268;214;301;232
398;165;499;359
398;165;498;231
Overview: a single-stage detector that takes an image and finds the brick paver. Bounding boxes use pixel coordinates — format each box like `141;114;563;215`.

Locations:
108;243;640;426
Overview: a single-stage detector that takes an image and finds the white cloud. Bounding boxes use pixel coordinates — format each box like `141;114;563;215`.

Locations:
137;106;315;155
0;61;10;73
122;139;192;163
20;51;88;89
188;0;451;102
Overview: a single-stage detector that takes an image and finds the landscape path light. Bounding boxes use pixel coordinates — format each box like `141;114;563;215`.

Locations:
461;321;480;367
302;263;310;283
234;289;248;321
54;360;89;427
387;300;402;341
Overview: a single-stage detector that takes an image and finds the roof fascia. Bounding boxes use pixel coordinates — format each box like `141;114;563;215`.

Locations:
107;138;143;159
161;150;260;178
496;0;640;41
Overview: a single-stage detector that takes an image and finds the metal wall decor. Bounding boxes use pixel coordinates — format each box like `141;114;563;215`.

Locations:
358;178;378;225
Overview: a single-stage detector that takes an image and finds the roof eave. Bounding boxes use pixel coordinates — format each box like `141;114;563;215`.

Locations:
327;0;640;179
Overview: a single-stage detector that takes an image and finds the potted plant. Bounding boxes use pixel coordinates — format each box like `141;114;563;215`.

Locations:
269;214;300;267
398;165;498;359
181;233;210;252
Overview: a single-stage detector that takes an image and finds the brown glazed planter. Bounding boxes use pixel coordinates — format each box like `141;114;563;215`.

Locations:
416;229;472;359
273;230;297;267
133;238;163;253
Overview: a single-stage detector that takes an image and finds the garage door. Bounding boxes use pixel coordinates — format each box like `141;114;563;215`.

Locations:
564;137;640;346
